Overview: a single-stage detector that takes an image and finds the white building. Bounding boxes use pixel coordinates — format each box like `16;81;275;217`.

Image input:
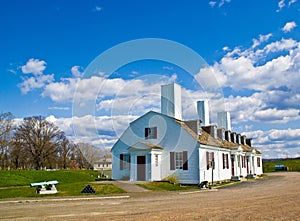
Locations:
111;83;262;184
93;157;112;171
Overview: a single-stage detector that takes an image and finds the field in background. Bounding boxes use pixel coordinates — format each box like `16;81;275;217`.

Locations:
263;158;300;173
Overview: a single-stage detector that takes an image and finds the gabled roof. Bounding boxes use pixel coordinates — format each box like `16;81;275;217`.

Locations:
176;118;261;154
128;142;163;151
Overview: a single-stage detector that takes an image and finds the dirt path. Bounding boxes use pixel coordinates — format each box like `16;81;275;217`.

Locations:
94;180;150;193
0;172;299;221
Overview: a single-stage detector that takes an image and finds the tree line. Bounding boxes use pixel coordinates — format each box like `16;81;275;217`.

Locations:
0;112;106;170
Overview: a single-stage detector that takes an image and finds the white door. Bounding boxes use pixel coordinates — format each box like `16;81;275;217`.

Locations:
151;153;161;181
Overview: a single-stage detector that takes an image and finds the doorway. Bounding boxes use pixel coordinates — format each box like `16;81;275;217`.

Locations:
137;156;146;181
231;156;235;176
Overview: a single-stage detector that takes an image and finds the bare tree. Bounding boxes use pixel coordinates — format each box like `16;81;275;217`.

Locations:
10;136;28;169
57;133;76;169
14;116;65;170
77;143;102;169
0;112;14;169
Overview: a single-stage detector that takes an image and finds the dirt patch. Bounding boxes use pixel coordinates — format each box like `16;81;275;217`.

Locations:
0;172;299;220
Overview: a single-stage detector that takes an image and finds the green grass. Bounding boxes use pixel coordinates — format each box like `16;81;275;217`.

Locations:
0;170;99;187
0;170;124;199
263;159;300;173
139;181;201;191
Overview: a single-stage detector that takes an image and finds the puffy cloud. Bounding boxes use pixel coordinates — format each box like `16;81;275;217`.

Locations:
42;78;79;102
197;38;299;92
268;128;300;141
254;108;300;124
21;58;46;75
224;89;300;125
46;114;138;149
197;35;300;126
18;74;54;94
71;66;83;77
244;128;300;158
282;21;297;33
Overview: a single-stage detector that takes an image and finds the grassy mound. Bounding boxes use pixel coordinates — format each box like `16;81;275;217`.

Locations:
0;170;124;199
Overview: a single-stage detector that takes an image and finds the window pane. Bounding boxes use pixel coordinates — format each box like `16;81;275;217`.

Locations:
175;152;183;169
145;127;157;139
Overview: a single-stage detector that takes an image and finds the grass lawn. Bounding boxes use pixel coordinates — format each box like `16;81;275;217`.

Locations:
139;182;201;191
0;170;124;199
263;159;300;173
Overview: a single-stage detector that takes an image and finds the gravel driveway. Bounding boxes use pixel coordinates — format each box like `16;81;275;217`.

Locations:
0;172;299;221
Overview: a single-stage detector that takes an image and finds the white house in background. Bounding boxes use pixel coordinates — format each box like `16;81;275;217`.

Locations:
111;83;263;184
94;157;112;171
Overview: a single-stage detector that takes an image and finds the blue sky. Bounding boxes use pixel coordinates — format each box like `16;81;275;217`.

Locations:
1;0;300;158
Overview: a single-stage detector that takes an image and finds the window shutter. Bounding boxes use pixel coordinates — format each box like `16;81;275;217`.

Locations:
241;156;243;168
206;152;209;170
222;153;225;169
145;128;149;139
153;127;157;139
183;151;188;170
170;152;175;170
120;154;124;170
226;154;229;169
212;152;215;169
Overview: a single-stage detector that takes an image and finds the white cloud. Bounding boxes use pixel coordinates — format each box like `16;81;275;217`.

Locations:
252;33;272;48
209;1;217;7
46;114;138;149
218;0;231;7
281;21;297;33
277;0;297;11
197;38;299;92
277;0;286;12
244;128;300;158
254;108;300;124
208;0;230;8
71;66;83;77
288;0;297;7
193;34;300;127
42;78;79;102
21;58;46;75
268;128;300;141
222;46;230;51
18;74;54;94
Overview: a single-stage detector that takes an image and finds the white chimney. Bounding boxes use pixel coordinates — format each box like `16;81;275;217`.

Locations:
197;100;210;126
217;111;231;131
161;83;182;120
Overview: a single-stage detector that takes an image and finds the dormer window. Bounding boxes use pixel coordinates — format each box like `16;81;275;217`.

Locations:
145;127;157;139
